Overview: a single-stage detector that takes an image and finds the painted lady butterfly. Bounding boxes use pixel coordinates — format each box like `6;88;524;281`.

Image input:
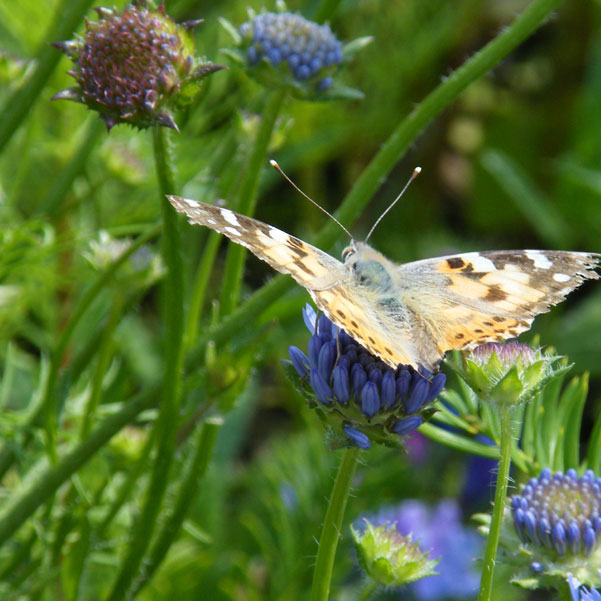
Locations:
168;195;600;371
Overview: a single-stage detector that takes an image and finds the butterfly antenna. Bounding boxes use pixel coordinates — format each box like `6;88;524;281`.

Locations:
364;167;421;243
269;160;353;240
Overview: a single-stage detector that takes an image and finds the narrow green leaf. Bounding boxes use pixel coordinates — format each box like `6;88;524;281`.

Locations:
560;374;588;470
586;399;601;473
420;423;500;459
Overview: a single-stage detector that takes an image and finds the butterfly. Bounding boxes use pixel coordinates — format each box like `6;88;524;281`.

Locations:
167;194;600;371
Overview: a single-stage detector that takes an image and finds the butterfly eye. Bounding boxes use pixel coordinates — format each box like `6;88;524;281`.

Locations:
342;246;355;262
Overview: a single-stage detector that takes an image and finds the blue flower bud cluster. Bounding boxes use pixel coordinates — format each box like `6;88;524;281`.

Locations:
289;305;445;449
240;12;342;91
511;468;601;558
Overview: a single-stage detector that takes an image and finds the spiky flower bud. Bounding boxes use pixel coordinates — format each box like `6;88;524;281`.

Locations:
284;305;445;449
53;3;224;131
449;341;568;408
476;468;601;592
351;520;438;587
221;7;369;100
358;500;482;598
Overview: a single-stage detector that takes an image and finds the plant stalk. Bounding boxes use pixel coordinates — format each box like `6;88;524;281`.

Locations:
477;404;513;601
310;447;359;601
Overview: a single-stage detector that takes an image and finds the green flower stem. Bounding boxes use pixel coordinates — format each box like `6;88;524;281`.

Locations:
356;580;379;601
219;89;287;317
0;0;95;153
0;392;154;547
185;231;221;348
188;0;564;365
130;418;222;597
477;405;514;601
105;126;185;601
310;447;359;601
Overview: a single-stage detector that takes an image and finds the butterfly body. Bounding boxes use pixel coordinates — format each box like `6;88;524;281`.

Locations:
168;195;600;371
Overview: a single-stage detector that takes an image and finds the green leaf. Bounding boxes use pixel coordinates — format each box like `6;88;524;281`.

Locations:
419;422;500;459
218;17;242;46
557;374;589;470
586;398;601;473
342;36;374;59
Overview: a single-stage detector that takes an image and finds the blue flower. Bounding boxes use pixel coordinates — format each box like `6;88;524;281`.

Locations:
362;500;482;600
569;572;601;600
287;305;445;449
240;12;342;91
511;468;600;558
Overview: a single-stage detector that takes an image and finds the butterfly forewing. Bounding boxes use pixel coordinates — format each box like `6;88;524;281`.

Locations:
397;250;601;359
168;196;345;290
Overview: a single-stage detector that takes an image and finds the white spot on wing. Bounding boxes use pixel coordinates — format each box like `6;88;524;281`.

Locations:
182;198;199;208
220;209;239;227
526;251;552;270
206;218;217;225
224;226;241;236
467;253;496;272
553;273;570;282
269;227;291;244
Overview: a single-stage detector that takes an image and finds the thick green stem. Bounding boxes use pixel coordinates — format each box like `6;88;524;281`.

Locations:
188;0;564;366
130;419;222;597
356;580;379;601
105;126;185;601
310;448;359;601
219;89;286;317
477;405;514;601
0;392;154;547
0;0;95;153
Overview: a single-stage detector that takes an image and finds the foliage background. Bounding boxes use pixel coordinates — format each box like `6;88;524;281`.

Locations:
0;0;600;599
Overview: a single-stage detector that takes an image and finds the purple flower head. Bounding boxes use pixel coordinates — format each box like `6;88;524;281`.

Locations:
287;305;446;449
511;468;601;558
361;500;482;600
52;3;224;131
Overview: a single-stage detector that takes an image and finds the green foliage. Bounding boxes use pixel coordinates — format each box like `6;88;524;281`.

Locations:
0;0;600;600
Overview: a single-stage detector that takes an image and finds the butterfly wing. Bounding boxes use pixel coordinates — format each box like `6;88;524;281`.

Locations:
168;196;346;290
396;249;601;362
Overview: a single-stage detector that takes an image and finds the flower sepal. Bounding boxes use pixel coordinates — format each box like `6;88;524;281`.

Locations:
447;343;570;408
352;520;438;587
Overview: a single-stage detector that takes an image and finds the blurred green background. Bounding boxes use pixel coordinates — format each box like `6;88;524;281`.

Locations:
0;0;600;599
